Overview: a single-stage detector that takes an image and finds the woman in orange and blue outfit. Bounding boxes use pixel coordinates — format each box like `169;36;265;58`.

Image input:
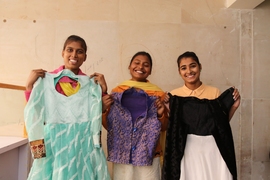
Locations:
102;51;168;180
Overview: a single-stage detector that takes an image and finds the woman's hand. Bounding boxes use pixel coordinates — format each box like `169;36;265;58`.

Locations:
232;87;241;109
156;98;165;118
25;69;47;91
90;72;108;93
229;87;241;121
163;92;170;113
102;94;113;113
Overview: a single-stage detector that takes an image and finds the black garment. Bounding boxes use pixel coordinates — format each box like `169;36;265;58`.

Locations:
162;87;237;180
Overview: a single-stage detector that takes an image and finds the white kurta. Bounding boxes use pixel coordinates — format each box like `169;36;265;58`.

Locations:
180;134;232;180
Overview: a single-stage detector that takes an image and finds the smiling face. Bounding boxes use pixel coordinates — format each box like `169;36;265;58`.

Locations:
62;41;87;74
129;54;152;82
178;57;202;88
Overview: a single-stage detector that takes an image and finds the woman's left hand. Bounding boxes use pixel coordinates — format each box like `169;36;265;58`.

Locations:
90;72;108;93
156;98;165;118
232;87;241;109
163;92;170;113
228;87;241;121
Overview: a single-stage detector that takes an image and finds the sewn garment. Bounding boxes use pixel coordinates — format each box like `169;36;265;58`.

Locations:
162;87;237;180
113;157;161;180
107;87;161;166
104;80;168;180
24;69;110;180
170;84;220;100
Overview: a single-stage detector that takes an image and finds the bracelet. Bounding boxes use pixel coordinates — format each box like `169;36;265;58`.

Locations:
157;113;164;119
102;92;108;97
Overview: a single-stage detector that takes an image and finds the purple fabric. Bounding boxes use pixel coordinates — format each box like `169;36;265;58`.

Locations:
121;90;147;124
106;88;161;166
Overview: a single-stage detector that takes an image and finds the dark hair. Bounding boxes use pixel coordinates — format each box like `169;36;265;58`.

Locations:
63;35;87;53
177;51;201;68
130;51;153;71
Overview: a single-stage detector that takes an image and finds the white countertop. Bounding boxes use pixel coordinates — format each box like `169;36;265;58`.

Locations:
0;136;28;154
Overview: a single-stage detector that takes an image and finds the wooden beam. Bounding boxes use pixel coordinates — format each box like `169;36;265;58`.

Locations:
0;83;25;91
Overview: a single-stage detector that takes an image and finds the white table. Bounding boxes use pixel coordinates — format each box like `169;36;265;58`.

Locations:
0;136;30;180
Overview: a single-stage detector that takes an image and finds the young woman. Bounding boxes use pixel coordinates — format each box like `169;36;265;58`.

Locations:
162;51;240;180
102;51;168;180
25;35;107;102
24;35;111;180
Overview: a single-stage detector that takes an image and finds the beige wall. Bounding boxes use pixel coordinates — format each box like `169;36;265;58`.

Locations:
0;87;25;135
251;1;270;179
0;0;269;179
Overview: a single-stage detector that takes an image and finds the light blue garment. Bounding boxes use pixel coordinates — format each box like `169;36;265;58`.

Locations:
24;69;111;180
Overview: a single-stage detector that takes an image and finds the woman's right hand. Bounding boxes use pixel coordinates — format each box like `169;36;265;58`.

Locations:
102;94;113;113
25;69;47;91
